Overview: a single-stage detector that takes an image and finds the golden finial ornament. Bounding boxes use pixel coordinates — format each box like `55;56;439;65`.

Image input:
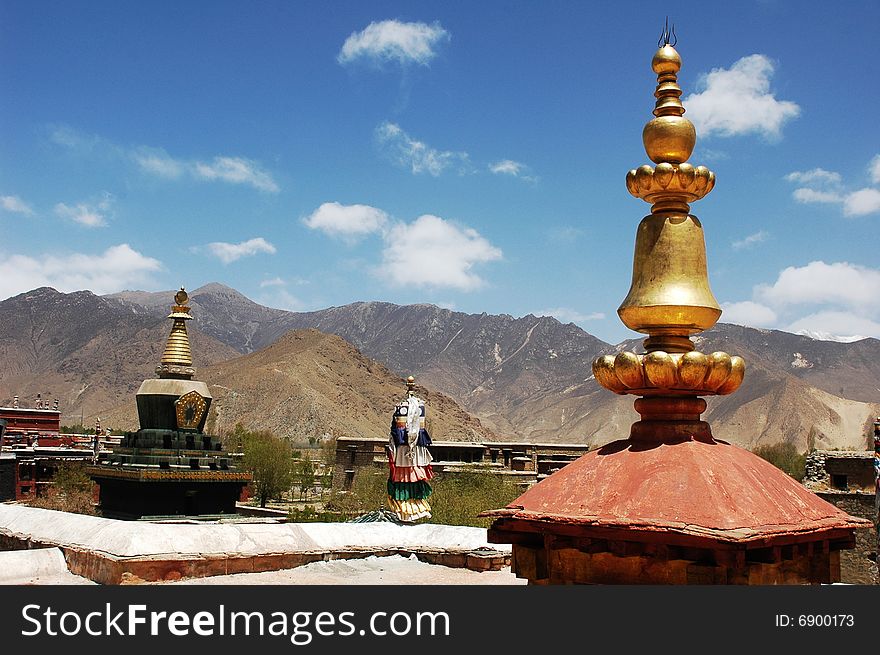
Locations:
406;375;416;397
592;33;745;441
158;286;195;379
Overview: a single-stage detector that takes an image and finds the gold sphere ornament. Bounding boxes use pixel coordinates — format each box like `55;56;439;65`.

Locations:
643;115;696;164
651;44;681;74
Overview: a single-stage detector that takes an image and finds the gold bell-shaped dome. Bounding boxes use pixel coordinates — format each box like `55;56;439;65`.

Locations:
617;39;721;344
617;212;721;337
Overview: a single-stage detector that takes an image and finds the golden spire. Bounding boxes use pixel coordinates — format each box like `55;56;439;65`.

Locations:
592;34;745;442
406;375;416;397
157;287;195;379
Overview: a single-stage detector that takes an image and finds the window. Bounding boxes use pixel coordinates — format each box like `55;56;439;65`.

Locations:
830;474;848;491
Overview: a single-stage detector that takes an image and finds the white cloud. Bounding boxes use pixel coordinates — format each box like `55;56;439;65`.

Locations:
489;160;523;176
786;311;880;343
545;226;585;244
720;301;777;327
133;147;186;179
257;288;305;312
259;277;286;288
54;193;114;228
535;307;605;325
843;188;880;217
684;54;800;139
870;155;880;185
792;188;842;204
731;230;769;250
785;168;842;186
489;159;537;183
50;124;280;193
696;148;730;162
0;244;162;299
756;261;880;309
1;195;35;216
194;157;279;193
338;19;449;66
786;156;880;217
203;237;277;264
375;122;470;176
303;202;389;241
723;261;880;339
49;124;104;151
378;214;501;291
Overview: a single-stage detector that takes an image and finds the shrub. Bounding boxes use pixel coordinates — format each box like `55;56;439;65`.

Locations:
27;462;97;516
752;442;806;481
325;468;387;515
429;471;523;528
324;467;523;528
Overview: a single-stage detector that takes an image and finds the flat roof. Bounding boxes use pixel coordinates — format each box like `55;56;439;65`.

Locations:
334;436;590;449
0;407;61;414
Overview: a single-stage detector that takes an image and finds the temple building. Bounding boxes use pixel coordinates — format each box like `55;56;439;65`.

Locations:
0;396;61;447
0;399;99;501
88;288;251;519
484;35;869;584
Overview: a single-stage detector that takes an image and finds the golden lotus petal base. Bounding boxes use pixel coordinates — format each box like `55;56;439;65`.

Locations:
626;162;715;204
592;350;745;396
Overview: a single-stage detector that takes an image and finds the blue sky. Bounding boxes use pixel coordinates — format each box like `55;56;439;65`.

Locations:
1;0;879;344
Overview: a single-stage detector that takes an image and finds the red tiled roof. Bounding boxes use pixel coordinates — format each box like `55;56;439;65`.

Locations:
487;437;869;545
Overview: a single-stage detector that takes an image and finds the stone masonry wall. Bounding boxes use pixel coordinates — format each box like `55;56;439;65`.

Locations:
816;491;877;585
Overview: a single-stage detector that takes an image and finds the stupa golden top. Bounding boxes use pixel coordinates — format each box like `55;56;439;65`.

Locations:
592;38;744;438
158;287;195;379
485;30;867;587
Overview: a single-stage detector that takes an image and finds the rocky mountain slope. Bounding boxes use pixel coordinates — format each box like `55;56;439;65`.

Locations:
0;289;499;443
0;287;239;426
154;329;498;443
108;283;291;353
5;284;878;451
135;284;877;451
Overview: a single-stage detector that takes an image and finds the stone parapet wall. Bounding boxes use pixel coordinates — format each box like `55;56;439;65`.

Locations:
0;504;510;584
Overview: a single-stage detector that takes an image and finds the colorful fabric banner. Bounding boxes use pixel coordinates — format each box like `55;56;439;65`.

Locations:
386;394;433;522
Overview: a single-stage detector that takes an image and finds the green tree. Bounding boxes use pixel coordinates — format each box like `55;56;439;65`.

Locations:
321;436;337;467
752;442;807;481
297;458;316;500
28;462;96;515
239;425;295;507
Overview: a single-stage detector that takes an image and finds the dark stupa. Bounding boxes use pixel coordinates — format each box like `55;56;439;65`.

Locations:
88;288;251;519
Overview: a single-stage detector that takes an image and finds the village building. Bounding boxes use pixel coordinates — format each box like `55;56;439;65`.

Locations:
0;396;61;446
801;423;879;584
333;435;588;492
0;400;103;501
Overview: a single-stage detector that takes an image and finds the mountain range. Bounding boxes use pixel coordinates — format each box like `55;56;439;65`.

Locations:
2;283;878;452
